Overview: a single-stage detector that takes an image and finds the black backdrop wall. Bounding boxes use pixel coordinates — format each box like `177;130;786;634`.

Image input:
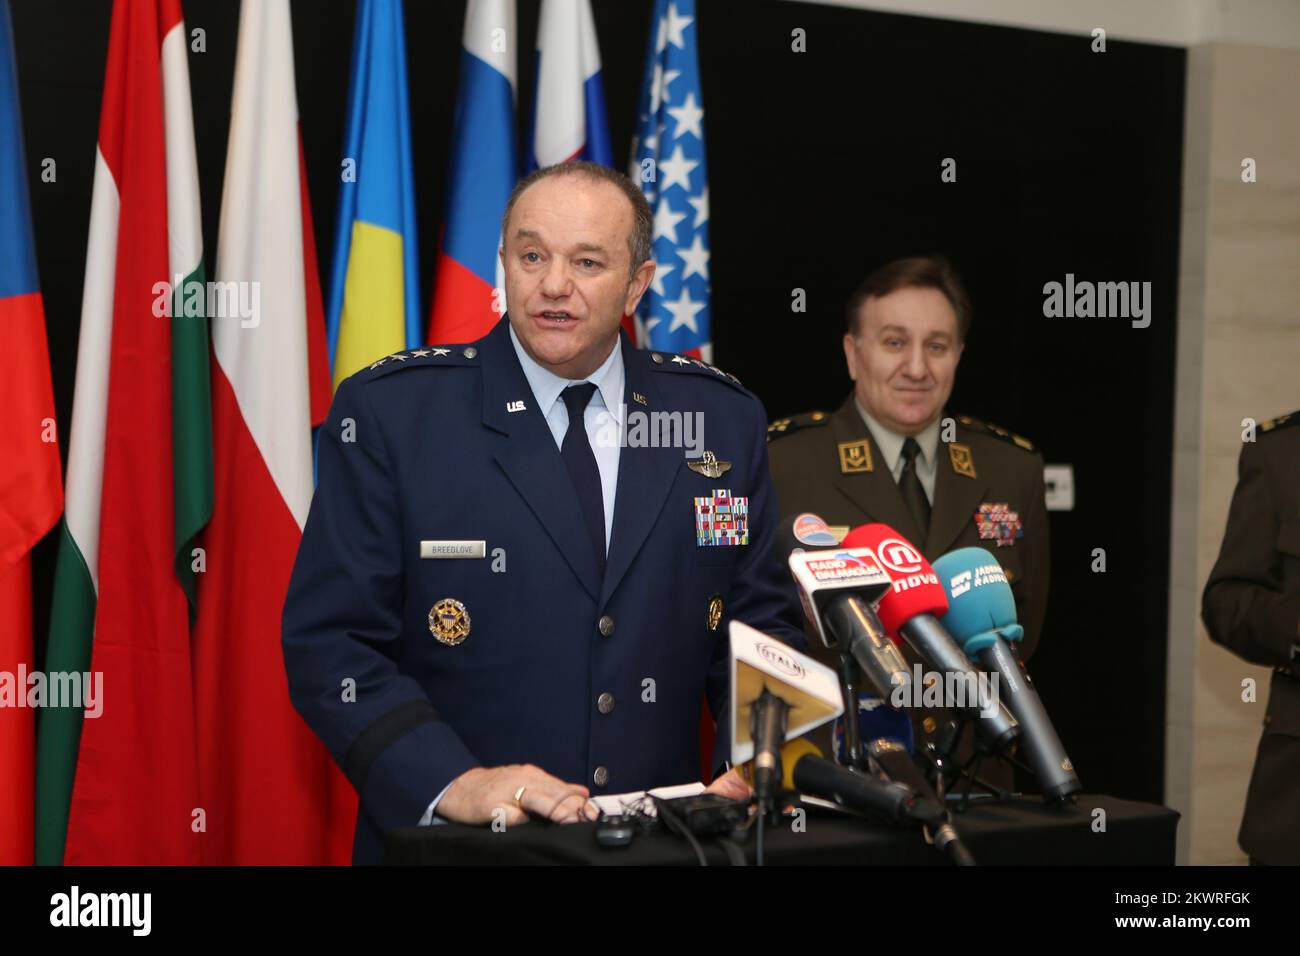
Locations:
12;0;1184;807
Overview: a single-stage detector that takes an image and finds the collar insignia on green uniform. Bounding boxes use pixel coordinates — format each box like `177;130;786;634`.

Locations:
949;442;977;478
838;439;873;474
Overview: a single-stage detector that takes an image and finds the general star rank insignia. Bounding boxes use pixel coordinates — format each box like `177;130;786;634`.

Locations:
694;489;749;546
687;450;731;478
949;442;977;478
838;439;873;474
975;503;1023;547
429;598;471;645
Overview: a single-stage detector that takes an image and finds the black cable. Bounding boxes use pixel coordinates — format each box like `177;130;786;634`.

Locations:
654;798;708;866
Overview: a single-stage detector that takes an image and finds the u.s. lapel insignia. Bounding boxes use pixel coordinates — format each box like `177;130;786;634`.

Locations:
974;503;1023;547
687;450;732;479
695;489;749;546
838;439;873;474
949;442;977;479
707;594;724;632
632;391;648;406
429;598;471;646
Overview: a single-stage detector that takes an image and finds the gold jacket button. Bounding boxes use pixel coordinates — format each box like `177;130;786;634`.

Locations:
593;766;609;787
922;717;938;735
598;615;615;637
597;692;615;715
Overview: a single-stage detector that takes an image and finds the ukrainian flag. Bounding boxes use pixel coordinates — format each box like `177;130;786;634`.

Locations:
327;0;421;387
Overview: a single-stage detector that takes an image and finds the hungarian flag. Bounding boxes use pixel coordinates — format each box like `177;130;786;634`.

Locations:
193;0;355;865
0;0;63;866
426;0;518;345
34;0;212;865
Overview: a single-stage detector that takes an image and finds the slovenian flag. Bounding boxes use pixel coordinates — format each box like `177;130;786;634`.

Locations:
0;0;63;866
527;0;611;171
326;0;421;386
35;0;213;864
427;0;518;345
631;0;712;361
193;0;355;865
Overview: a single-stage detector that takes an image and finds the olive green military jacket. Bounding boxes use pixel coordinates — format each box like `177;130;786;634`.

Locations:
1203;411;1300;865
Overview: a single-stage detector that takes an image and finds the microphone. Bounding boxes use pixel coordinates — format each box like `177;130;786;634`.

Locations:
736;736;824;792
839;524;1020;753
933;548;1082;803
867;738;975;865
727;621;844;813
792;754;923;826
750;688;789;811
783;530;914;702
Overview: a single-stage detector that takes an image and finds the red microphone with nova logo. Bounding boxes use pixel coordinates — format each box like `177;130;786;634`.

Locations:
840;524;1020;754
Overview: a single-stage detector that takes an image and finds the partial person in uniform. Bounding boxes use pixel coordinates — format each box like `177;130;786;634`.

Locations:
767;256;1049;789
1202;410;1300;866
283;161;804;863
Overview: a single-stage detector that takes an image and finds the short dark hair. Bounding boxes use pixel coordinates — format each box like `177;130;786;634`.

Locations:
500;161;653;276
845;255;972;341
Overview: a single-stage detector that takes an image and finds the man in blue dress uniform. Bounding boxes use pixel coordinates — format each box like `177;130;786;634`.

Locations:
282;161;805;863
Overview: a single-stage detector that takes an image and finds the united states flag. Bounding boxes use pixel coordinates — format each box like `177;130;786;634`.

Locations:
630;0;711;361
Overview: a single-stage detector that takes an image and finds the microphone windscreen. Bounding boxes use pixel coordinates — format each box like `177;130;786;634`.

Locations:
841;523;948;633
931;547;1025;652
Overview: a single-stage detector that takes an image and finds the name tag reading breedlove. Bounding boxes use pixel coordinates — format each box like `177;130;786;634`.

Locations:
420;540;486;559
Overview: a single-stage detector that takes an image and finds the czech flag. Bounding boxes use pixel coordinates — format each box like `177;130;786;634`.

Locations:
326;0;420;386
0;0;62;866
427;0;518;345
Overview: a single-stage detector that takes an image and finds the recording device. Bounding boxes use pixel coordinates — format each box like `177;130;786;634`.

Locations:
933;547;1081;803
728;621;843;815
652;793;750;837
781;517;913;701
839;523;1020;753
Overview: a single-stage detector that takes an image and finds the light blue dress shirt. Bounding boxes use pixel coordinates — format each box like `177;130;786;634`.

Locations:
419;327;625;825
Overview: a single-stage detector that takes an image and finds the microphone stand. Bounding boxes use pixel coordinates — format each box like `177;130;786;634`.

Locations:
835;652;868;772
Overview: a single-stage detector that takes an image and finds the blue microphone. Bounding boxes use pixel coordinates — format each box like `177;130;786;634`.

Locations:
932;548;1081;804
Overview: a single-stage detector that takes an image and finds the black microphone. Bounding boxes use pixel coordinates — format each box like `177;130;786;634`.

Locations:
750;688;789;814
868;739;976;865
792;754;920;825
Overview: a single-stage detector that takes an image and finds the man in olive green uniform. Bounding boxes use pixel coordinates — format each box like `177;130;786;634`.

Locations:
767;256;1049;792
1202;411;1300;866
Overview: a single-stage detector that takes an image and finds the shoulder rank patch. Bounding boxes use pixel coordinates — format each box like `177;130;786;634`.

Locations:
1260;410;1299;433
357;344;478;382
956;415;1036;452
648;351;747;392
768;410;829;441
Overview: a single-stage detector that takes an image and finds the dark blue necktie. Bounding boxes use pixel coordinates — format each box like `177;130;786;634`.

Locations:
560;383;606;575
